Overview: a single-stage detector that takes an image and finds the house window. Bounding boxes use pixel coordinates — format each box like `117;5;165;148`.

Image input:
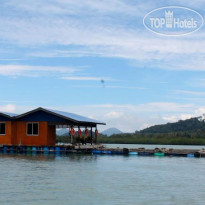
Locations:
27;123;39;135
0;123;6;135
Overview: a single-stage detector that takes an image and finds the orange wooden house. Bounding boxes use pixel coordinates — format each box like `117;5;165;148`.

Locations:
0;107;105;146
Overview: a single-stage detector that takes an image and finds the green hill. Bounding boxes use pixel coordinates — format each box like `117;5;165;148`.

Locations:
98;116;205;145
140;117;205;134
101;128;123;136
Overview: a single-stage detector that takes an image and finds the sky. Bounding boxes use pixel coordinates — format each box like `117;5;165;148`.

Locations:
0;0;205;132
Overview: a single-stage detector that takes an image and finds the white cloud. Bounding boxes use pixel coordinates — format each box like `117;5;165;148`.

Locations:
175;90;205;96
0;59;24;61
194;107;205;116
107;85;147;90
162;114;193;122
0;64;78;77
5;0;141;16
91;102;194;113
62;76;112;81
104;111;123;119
0;0;204;71
72;85;147;90
0;104;17;113
43;102;197;132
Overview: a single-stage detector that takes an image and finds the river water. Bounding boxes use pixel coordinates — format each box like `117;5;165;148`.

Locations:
0;147;205;205
104;143;205;150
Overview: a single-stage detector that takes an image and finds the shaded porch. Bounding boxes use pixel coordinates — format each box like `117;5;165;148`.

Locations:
54;123;100;145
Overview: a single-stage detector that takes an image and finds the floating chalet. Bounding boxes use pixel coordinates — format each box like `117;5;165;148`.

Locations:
0;107;105;146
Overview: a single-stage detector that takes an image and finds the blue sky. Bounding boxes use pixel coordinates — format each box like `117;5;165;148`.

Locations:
0;0;205;132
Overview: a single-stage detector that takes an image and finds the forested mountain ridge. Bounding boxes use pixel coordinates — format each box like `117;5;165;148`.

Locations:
97;115;205;145
139;116;205;134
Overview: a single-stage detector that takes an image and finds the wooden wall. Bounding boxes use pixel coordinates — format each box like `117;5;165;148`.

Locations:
0;121;12;145
15;122;48;146
47;125;56;146
0;121;56;146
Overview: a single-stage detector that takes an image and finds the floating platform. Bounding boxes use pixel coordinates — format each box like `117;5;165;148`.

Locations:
0;145;205;158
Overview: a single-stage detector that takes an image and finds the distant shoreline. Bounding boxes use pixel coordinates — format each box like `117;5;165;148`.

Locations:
98;135;205;146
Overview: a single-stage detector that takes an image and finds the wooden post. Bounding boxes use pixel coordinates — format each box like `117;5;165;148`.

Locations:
78;126;80;148
71;134;73;144
95;126;97;144
69;127;70;144
91;127;93;145
70;126;73;144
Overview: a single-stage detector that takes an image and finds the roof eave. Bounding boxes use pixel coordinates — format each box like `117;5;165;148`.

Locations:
78;120;106;125
0;113;14;119
15;107;79;123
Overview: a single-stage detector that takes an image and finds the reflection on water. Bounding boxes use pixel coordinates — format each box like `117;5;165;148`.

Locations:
0;153;56;161
0;152;205;205
0;153;97;162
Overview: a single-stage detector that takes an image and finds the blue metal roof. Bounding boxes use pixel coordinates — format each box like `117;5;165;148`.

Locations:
0;112;18;117
15;107;106;125
47;108;105;124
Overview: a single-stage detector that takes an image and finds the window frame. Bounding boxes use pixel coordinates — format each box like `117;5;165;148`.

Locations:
0;122;6;135
26;122;39;136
